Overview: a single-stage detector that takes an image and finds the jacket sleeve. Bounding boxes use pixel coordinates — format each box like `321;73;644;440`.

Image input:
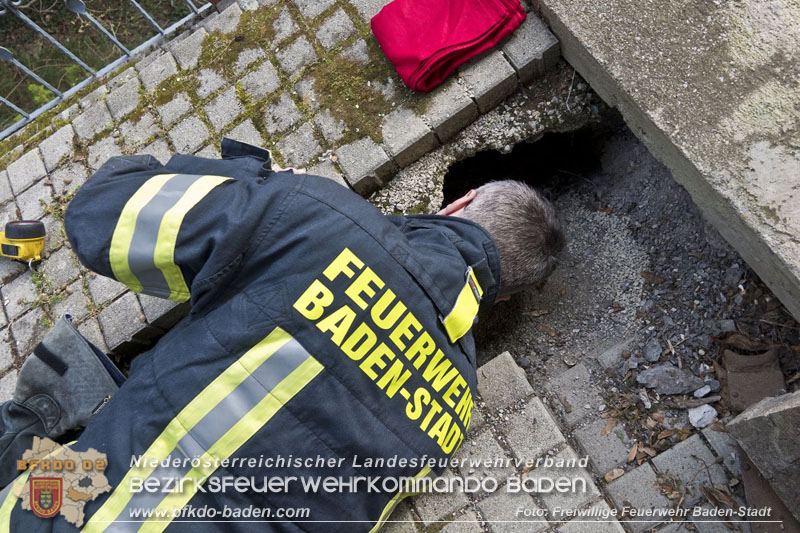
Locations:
64;154;255;307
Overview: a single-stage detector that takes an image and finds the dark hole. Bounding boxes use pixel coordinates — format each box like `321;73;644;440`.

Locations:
441;127;606;207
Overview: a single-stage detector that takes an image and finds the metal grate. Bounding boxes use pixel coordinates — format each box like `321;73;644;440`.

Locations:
0;0;215;141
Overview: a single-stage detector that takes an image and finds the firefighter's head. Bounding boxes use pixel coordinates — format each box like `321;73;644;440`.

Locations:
438;180;564;300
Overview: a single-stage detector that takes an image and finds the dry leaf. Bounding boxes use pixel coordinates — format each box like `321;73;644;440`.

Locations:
627;443;638;463
657;429;678;440
641;446;657;457
645;417;658;429
641;271;666;284
602;418;618;436
652;412;665;423
523;309;549;317
604;468;625;483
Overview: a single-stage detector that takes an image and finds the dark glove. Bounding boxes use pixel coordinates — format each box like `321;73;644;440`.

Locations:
0;314;125;488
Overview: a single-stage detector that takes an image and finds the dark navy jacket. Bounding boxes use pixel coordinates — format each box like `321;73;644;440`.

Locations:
5;140;501;531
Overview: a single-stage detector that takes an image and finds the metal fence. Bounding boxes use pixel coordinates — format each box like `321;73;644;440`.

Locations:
0;0;216;141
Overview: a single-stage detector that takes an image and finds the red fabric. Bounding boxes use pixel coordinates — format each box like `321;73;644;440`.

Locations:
371;0;526;92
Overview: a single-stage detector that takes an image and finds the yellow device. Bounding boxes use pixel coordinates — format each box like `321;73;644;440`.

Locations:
0;220;46;269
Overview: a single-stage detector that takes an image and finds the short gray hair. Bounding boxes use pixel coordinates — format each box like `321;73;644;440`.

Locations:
458;180;564;296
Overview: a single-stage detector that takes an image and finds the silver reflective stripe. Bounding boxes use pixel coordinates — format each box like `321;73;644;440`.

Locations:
114;339;310;528
127;174;201;296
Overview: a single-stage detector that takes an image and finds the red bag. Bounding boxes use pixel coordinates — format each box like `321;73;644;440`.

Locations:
371;0;526;93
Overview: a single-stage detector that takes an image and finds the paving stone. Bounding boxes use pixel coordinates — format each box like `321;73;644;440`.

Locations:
0;333;13;374
0;171;12;206
49;162;88;197
557;500;625;533
39;125;75;172
139;139;173;163
316;8;355;50
206;87;245;132
171;28;208;69
40;215;64;254
7;149;47;194
169;116;211;153
197;68;227;99
107;77;142;121
381;107;439;168
137;294;187;330
535;447;600;512
545;363;602;426
79;85;108;110
88;136;123;171
205;3;242;34
597;337;637;370
294;78;321;111
459;50;518;113
308;160;348;188
139;51;179;92
10;308;47;359
87;273;127;306
502;15;560;83
156;93;192;127
194;144;221;159
505;397;566;460
341;38;370;63
292;0;334;19
276;36;317;77
606;463;673;533
120;113;161;150
414;469;470;525
469;403;486;432
458;428;515;492
238;0;261;10
0;370;18;403
72;102;114;140
2;271;36;320
441;508;482;533
349;0;392;22
264;94;303;135
0;258;25;284
382;500;417;533
274;122;322;167
420;77;479;142
476;490;548;533
314;110;346;143
98;291;145;350
51;281;89;323
108;67;138;90
335;137;397;195
42;247;80;289
264;93;303;135
272;7;299;44
77;318;108;354
651;434;727;508
227;120;264;147
477;351;533;410
235;48;266;74
0;201;19;228
15;179;50;220
241;60;280;101
0;306;6;330
701;427;741;477
574;417;632;474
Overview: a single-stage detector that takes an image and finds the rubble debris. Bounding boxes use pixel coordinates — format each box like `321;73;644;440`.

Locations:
644;338;661;362
727;391;800;521
693;385;711;398
636;363;704;395
688;404;717;428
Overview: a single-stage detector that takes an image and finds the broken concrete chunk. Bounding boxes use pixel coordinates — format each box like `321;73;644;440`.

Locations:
693;385;711;398
728;391;800;522
643;338;661;362
636;363;704;395
688;404;716;428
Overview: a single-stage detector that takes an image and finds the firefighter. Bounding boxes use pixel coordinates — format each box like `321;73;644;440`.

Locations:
0;139;563;531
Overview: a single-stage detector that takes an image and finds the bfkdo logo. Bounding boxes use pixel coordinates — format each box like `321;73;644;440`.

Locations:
29;478;63;519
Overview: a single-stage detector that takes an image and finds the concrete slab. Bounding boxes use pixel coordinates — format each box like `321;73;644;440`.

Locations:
539;0;800;320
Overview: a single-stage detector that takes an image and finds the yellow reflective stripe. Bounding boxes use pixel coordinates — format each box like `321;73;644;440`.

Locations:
109;174;175;293
442;269;484;343
140;357;323;533
82;328;293;533
368;466;432;533
0;471;30;532
153;175;231;302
